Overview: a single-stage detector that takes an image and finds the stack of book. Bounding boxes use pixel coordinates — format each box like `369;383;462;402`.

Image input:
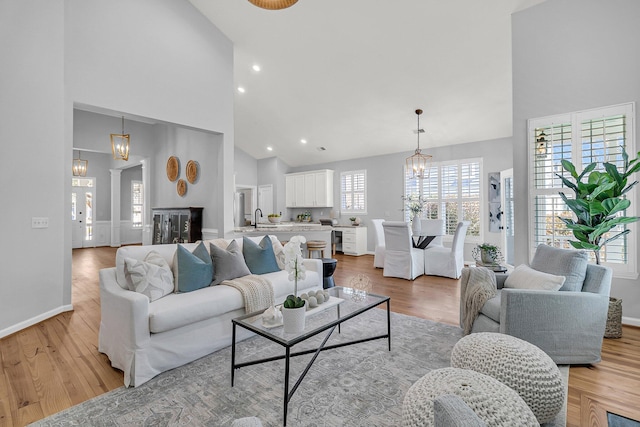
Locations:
475;261;507;273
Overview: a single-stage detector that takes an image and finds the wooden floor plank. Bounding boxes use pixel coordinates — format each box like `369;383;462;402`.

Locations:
15;328;72;419
0;247;638;426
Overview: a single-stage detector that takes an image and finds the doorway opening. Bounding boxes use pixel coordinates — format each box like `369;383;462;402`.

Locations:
72;177;95;249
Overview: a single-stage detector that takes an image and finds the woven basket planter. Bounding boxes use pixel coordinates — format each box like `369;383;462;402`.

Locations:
605;297;622;339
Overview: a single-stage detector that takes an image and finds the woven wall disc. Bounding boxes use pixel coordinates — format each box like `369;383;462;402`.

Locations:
186;160;199;184
177;179;187;197
166;156;179;182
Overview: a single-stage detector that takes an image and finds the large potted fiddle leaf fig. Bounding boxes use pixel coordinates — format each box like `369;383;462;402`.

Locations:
556;147;640;265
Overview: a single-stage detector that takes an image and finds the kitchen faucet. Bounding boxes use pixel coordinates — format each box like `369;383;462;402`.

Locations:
254;208;263;228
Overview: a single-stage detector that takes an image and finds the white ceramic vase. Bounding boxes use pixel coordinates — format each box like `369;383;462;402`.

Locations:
412;214;422;235
282;303;306;333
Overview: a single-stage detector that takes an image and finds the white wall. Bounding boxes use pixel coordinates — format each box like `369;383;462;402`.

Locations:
0;0;67;336
235;147;258;187
0;0;234;337
512;0;640;323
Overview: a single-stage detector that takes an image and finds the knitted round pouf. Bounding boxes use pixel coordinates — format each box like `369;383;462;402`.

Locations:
401;367;537;427
451;332;565;424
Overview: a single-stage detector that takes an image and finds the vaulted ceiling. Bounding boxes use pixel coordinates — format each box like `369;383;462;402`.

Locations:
190;0;546;167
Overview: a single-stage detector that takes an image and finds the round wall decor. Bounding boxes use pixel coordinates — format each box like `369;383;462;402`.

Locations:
177;179;187;197
186;160;199;184
166;156;179;182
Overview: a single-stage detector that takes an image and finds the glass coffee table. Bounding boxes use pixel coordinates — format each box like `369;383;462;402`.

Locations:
231;286;391;426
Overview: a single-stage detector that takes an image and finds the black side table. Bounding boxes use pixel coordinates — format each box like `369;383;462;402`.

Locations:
321;258;337;289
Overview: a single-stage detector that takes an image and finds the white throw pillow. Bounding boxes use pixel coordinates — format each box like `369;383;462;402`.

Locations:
504;264;566;291
269;236;286;270
124;251;174;301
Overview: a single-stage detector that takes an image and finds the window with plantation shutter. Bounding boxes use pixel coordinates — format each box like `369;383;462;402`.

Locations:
132;181;143;228
404;158;481;238
341;170;366;214
528;103;636;278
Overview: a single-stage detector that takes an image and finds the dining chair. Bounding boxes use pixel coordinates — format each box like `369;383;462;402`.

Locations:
382;221;424;280
423;221;470;279
419;219;445;247
371;219;385;268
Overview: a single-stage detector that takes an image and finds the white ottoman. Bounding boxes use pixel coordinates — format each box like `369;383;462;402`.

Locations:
401;367;538;427
451;332;565;424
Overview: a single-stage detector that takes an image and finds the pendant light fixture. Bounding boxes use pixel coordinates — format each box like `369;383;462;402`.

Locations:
72;150;88;177
248;0;298;10
111;116;130;161
405;109;432;180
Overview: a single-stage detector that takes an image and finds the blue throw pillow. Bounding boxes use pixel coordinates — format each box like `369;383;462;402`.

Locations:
172;242;213;293
243;236;281;275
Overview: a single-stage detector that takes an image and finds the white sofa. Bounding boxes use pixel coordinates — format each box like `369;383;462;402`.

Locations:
98;236;323;387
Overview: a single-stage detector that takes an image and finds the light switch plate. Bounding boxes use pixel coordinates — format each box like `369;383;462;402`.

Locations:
32;217;49;228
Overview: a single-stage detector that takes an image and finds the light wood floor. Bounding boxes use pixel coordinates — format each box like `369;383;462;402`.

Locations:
1;248;638;426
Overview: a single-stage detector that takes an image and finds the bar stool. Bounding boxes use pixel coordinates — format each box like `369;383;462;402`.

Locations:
306;240;326;259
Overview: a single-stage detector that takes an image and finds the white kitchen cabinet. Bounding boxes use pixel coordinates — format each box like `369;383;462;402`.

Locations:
285;169;333;207
334;226;367;256
285;174;306;207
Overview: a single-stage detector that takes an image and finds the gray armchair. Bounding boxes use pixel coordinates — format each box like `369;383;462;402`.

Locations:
460;244;612;364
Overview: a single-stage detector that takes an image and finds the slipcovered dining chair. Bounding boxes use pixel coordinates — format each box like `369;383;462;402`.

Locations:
419;218;445;248
382;221;424;280
460;244;612;364
424;221;470;279
371;219;385;268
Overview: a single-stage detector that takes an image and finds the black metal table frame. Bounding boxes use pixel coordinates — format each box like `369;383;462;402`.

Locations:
231;295;391;426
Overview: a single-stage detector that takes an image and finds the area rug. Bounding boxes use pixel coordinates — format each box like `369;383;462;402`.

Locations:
31;310;567;426
608;412;640;427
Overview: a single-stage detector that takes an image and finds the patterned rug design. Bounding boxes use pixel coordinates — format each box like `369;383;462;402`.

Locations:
31;309;565;426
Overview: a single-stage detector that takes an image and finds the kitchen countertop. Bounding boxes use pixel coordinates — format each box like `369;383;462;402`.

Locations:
233;223;333;233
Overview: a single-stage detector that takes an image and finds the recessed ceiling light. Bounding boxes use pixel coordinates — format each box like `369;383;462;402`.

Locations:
267;146;273;151
300;139;307;144
252;64;261;72
237;86;246;93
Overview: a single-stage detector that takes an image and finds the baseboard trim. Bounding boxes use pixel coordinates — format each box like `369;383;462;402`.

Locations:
0;304;73;339
622;316;640;327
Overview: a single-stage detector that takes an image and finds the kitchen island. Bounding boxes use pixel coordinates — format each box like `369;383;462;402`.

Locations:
232;223;333;258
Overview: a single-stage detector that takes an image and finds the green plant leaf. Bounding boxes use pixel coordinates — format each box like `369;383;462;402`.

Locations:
621;180;638;196
579;162;597;180
603;162;624;189
556;174;579;194
569;241;599;251
564;222;595;234
589;182;616;201
561;159;578;179
573;229;590;243
625;158;640;177
600;229;631;247
602;198;631;216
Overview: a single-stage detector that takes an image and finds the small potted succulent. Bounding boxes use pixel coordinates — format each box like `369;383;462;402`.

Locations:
349;217;360;226
282;294;306;333
268;213;281;223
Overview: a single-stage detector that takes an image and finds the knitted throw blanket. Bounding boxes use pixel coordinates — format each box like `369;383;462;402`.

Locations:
222;275;274;314
461;267;497;335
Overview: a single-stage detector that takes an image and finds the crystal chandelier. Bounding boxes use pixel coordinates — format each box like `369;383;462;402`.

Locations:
72;150;88;177
405;109;432;180
111;116;130;161
248;0;298;10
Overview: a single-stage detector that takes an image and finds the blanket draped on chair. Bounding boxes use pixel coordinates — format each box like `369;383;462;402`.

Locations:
222;275;274;314
462;267;497;335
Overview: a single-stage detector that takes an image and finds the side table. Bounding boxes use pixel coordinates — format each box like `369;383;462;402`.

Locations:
322;258;337;289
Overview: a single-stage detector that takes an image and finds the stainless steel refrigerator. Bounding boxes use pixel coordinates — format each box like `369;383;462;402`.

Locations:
234;192;245;227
